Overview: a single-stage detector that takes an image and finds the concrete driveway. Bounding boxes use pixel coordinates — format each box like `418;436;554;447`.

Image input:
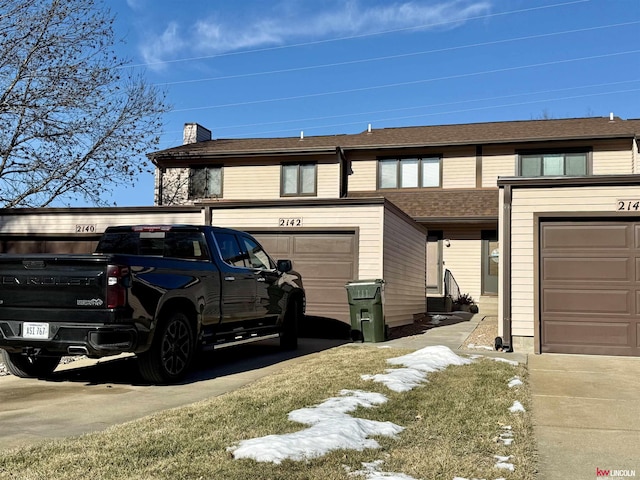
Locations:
0;337;346;451
529;354;640;479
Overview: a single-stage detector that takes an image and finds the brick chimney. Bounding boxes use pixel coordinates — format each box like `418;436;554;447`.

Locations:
183;123;212;145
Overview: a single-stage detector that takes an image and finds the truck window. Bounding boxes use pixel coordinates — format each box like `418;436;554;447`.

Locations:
213;233;249;268
163;232;210;260
241;236;275;270
97;230;210;260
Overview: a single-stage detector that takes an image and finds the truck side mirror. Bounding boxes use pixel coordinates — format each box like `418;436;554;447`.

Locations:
277;259;292;273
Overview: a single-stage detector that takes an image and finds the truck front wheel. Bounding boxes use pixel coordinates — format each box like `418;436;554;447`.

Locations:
1;350;61;378
138;311;195;384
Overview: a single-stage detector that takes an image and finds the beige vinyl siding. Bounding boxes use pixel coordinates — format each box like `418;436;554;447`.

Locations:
482;147;516;187
442;155;476;189
0;208;206;235
382;208;427;327
224;165;280;200
592;139;634;175
349;160;377;192
316;163;340;198
441;226;483;301
209;205;385;280
508;185;640;338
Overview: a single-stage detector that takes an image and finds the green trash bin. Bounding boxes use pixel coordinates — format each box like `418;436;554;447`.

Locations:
345;279;386;342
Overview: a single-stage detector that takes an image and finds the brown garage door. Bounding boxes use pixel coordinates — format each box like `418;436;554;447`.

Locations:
540;220;640;356
252;231;357;323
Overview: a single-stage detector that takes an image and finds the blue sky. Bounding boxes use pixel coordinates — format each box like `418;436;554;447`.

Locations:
101;0;639;206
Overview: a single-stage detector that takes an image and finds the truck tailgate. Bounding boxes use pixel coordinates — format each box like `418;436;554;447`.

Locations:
0;254;109;308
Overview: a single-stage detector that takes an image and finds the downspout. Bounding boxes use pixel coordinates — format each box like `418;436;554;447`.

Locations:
338;147;349;198
500;184;513;352
634;135;638;173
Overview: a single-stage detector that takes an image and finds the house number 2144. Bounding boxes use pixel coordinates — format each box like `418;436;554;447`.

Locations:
279;218;302;227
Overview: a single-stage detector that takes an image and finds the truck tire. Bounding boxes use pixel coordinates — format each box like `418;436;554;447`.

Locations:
138;311;195;384
280;297;301;351
1;350;61;378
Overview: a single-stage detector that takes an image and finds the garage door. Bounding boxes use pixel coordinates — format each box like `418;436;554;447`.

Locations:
252;231;357;323
540;220;640;356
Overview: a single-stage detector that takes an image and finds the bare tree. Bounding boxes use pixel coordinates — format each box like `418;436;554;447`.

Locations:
0;0;169;207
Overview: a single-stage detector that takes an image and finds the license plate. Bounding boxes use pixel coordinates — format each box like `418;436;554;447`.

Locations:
23;322;49;339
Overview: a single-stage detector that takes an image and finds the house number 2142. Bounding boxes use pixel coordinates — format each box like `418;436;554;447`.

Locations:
617;200;640;211
279;218;302;227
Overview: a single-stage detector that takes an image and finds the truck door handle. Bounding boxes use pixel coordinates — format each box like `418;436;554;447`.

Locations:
224;276;235;281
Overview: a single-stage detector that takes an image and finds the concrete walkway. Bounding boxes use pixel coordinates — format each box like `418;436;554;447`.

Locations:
529;354;640;479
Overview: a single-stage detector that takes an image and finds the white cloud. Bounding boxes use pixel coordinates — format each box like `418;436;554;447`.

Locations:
139;22;188;66
140;0;491;67
126;0;146;10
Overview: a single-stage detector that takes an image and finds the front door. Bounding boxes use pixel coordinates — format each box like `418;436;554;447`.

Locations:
482;230;499;295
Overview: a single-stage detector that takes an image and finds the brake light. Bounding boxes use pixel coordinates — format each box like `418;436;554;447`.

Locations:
106;265;129;308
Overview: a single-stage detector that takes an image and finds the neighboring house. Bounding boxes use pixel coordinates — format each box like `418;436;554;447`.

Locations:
150;116;640;355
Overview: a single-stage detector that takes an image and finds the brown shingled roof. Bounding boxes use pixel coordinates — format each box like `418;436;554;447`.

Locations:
348;189;499;220
149;116;640;160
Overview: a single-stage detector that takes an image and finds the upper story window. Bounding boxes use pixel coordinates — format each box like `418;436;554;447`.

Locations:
519;151;589;177
281;163;316;196
378;157;441;189
189;166;222;199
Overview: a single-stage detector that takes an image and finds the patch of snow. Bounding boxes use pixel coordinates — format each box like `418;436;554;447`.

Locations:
386;345;472;373
229;389;404;464
362;368;428;393
349;460;420;480
509;401;525;413
507;377;523;388
494;455;511;462
363;346;471;392
494;462;515;471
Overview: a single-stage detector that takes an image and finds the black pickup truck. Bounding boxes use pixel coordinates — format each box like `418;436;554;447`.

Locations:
0;225;305;383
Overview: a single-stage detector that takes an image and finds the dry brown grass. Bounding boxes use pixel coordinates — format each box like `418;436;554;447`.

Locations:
0;345;534;480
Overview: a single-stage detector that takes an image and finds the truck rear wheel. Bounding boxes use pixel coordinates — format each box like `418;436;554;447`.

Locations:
1;350;61;378
138;311;195;384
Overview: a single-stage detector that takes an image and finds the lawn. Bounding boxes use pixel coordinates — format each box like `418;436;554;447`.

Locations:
0;345;535;480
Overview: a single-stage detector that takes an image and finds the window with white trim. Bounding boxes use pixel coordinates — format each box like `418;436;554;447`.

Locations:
378;157;441;189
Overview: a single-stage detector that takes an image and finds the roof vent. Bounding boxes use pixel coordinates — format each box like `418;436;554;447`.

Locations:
609;112;615;122
367;123;372;133
300;131;304;140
